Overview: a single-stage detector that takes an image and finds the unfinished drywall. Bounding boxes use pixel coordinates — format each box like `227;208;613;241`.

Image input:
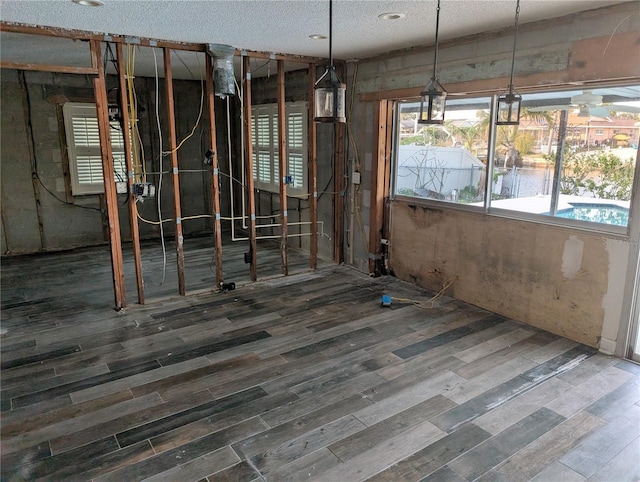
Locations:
388;202;621;347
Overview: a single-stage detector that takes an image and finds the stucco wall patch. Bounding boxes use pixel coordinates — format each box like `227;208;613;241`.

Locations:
562;235;584;280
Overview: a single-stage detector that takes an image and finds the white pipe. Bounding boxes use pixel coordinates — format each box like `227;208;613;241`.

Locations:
255;221;318;229
231;221;325;242
227;96;237;243
232;232;313;241
232;224;327;242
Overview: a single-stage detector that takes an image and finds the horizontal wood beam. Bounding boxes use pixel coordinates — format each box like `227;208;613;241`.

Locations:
1;21;324;63
241;50;322;64
0;60;98;75
1;21;206;52
359;75;640;102
359;32;640;102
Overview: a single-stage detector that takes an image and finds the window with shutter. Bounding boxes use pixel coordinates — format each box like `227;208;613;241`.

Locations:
250;101;308;198
63;103;127;195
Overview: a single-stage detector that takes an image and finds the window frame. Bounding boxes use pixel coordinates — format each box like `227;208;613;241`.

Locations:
62;102;127;196
251;101;309;199
390;84;639;235
391;95;492;215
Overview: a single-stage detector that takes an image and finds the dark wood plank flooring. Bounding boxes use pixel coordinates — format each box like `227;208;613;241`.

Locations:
1;244;639;481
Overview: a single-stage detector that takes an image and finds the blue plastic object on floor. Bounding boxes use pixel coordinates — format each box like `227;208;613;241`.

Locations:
381;294;392;307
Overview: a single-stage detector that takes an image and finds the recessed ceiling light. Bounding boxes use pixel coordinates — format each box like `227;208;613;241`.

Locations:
378;12;405;20
309;34;328;40
72;0;105;6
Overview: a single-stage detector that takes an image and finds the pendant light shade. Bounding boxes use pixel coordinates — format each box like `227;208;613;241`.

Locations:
314;66;346;122
496;91;522;125
418;0;446;125
419;77;447;125
314;0;346;123
496;0;522;126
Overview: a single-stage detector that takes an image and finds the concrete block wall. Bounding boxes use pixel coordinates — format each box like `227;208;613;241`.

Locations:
345;2;640;351
247;67;335;263
0;70;226;255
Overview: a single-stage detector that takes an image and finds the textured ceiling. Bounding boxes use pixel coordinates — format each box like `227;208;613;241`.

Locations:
0;0;634;61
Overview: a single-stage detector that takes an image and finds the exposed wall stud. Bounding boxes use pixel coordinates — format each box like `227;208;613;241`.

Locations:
368;100;388;274
163;48;186;296
277;59;289;275
91;39;126;309
243;55;258;281
333;117;345;264
308;63;319;269
205;54;224;288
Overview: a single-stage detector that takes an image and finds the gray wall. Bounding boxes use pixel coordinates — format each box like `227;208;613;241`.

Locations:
248;67;335;262
345;2;640;352
0;70;229;254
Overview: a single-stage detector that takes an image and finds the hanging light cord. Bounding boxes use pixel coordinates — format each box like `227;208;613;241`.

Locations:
508;0;521;91
329;0;334;67
432;0;441;80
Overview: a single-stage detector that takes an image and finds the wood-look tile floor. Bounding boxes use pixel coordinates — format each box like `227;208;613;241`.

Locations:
1;246;639;481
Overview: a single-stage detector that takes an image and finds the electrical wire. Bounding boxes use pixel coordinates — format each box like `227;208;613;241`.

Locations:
21;70;102;214
35;173;102;212
126;44;146;183
152;48;167;285
343;61;370;257
391;278;457;309
219;170;248;190
162;52;205;155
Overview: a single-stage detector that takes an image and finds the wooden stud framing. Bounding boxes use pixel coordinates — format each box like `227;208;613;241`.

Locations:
369;100;391;274
382;100;393;253
1;61;98;75
163;48;187;296
1;21;324;63
277;60;289;276
116;43;145;305
91;39;126;309
333;124;346;265
243;56;258;281
205;54;224;288
307;63;318;270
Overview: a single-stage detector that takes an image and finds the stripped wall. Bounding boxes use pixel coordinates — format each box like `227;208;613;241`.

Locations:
0;69;228;254
346;2;640;350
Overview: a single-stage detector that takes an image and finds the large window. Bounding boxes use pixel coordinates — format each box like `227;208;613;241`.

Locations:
63;103;126;196
393;84;640;231
394;97;491;205
489;85;639;230
251;101;308;198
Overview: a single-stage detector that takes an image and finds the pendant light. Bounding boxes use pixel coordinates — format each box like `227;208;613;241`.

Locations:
496;0;522;125
314;0;346;123
418;0;446;125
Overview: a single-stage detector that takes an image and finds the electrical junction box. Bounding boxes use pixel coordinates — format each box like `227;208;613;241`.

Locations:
133;182;156;198
115;181;128;194
108;105;121;123
352;172;361;184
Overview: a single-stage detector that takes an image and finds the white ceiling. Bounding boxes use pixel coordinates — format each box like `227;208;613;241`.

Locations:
0;0;634;61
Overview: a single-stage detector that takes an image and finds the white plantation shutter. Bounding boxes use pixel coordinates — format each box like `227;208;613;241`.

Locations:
287;111;305;190
250;101;307;197
63;103;126;195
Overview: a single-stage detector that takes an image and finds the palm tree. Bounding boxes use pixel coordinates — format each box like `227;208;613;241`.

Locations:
444;121;483;151
520;107;557;155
